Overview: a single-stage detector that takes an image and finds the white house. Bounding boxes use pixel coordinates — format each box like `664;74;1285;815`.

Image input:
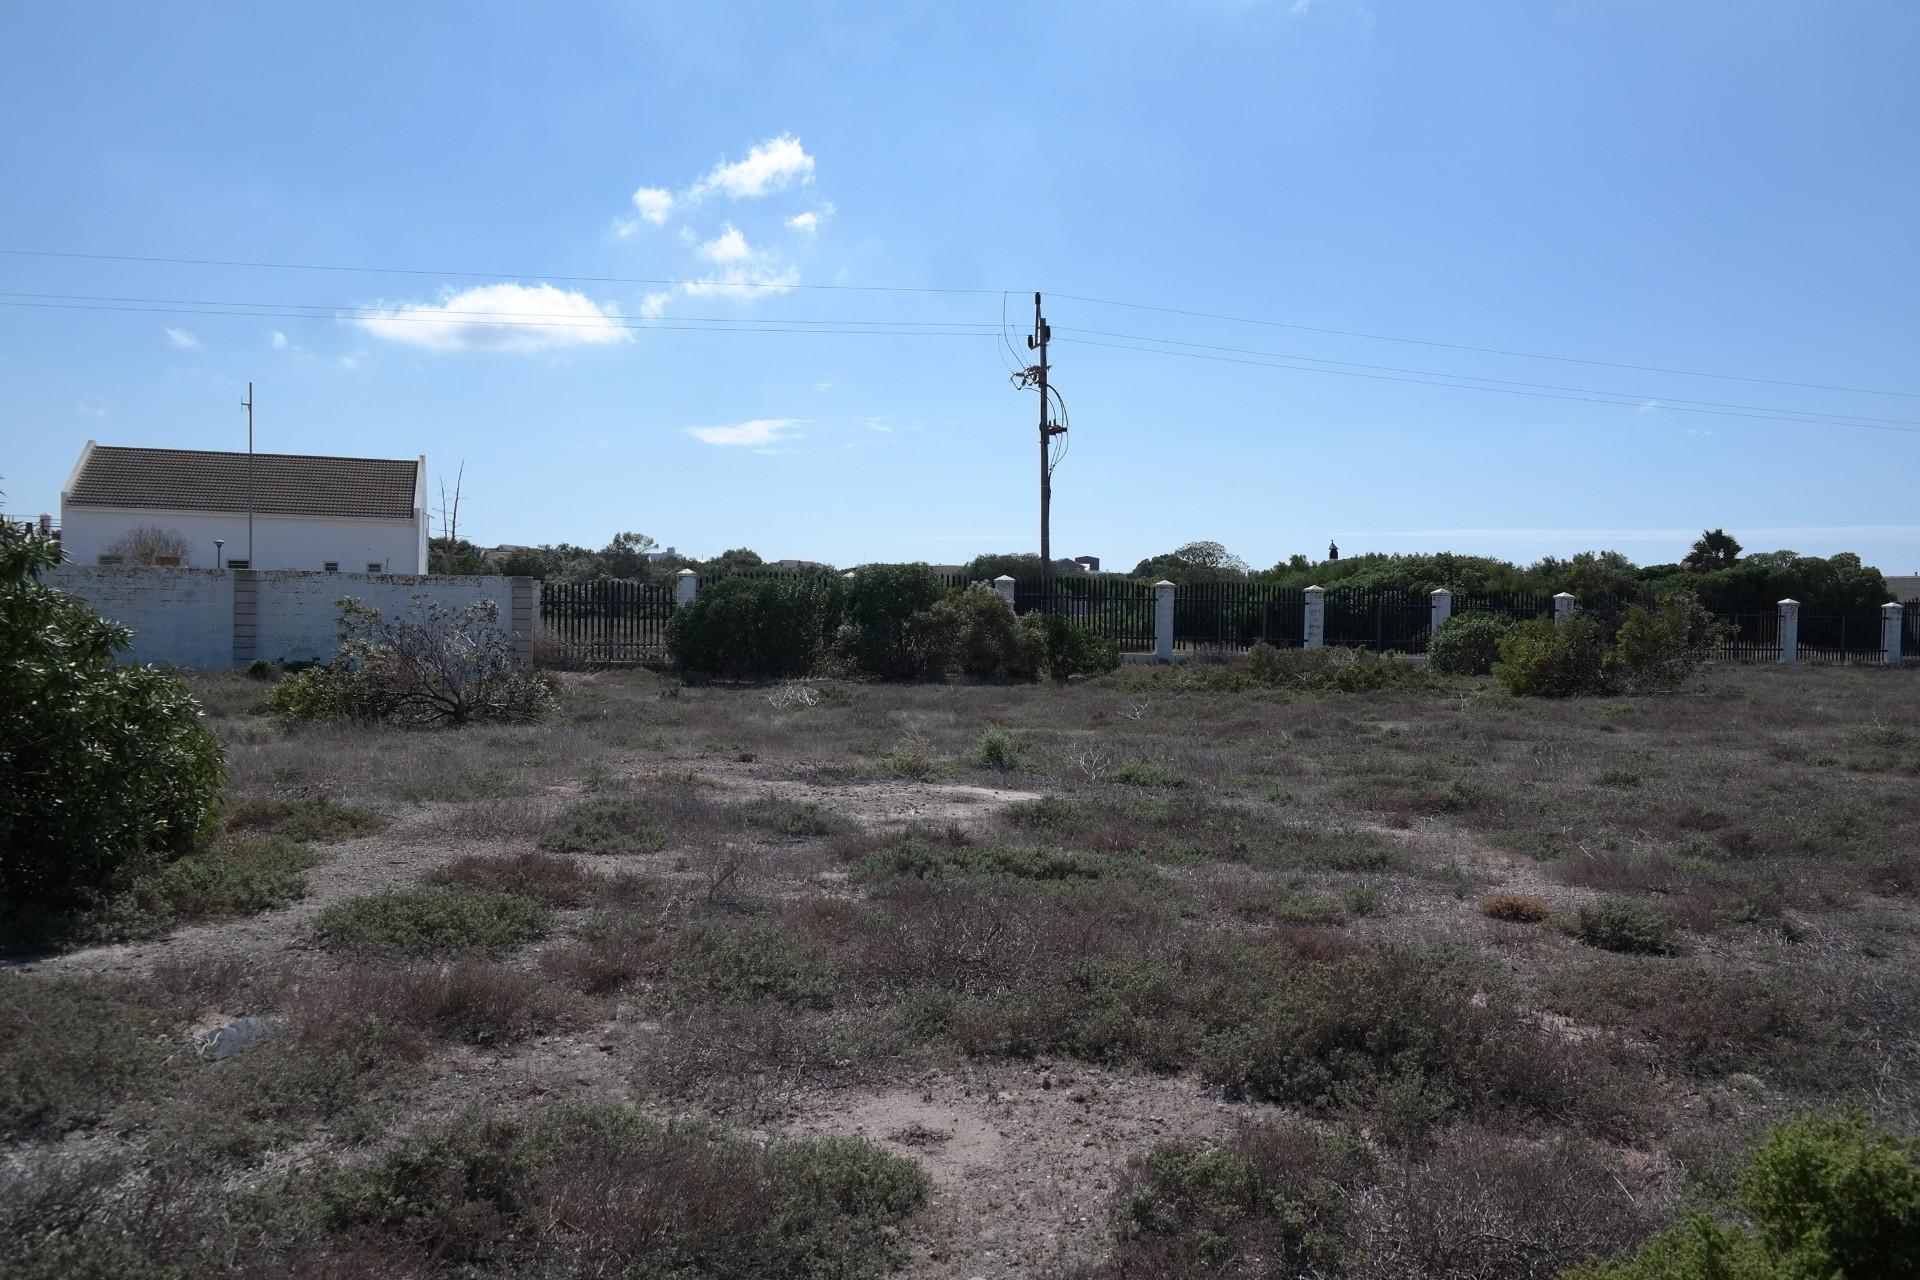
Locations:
60;441;428;573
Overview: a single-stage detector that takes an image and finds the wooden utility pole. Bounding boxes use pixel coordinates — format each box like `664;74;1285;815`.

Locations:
241;381;255;564
1027;292;1065;568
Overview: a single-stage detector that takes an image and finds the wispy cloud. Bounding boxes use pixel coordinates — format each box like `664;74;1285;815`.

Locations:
355;282;631;353
696;224;754;265
164;327;199;349
686;418;804;447
271;330;289;350
628;186;674;226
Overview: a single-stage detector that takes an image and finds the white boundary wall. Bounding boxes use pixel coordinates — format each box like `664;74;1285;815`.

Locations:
45;566;534;669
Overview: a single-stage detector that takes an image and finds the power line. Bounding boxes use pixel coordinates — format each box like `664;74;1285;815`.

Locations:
1054;325;1920;429
1055;335;1920;435
7;245;1912;400
0;247;1005;297
0;290;1007;329
0;298;1002;339
1050;291;1920;401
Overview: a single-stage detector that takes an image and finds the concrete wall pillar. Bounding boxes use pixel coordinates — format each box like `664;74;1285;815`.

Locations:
509;577;536;670
993;575;1017;608
1153;580;1175;660
1778;598;1799;665
1304;585;1326;649
674;568;699;607
1884;602;1904;665
1553;592;1576;626
231;569;257;667
1430;587;1453;636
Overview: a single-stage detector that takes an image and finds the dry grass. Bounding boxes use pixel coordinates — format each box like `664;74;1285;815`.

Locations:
6;661;1918;1278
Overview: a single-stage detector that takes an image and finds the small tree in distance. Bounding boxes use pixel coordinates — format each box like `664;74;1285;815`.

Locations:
1683;528;1742;572
103;525;192;566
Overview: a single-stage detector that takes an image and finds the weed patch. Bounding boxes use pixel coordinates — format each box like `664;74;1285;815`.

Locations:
311;888;549;958
537;794;667;855
221;794;388;842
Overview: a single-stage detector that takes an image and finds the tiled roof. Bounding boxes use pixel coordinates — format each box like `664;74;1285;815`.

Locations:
68;446;419;520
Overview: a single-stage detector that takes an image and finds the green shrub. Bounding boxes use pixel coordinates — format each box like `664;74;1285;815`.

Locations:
1427;612;1516;676
1028;611;1122;679
245;657;276;680
305;1103;928;1277
667;573;845;679
843;564;949;678
973;726;1023;769
852;838;1149;884
267;597;553;726
1571;898;1676;954
311;888;549;957
1243;643;1435;692
1111;1121;1373;1275
1570;1113;1920;1280
927;584;1042;678
0;521;225;912
1111;758;1186;788
738;799;849;837
1495;617;1618;697
536;795;667;855
666;919;841;1006
1614;590;1726;691
221;795;388;842
98;833;322;931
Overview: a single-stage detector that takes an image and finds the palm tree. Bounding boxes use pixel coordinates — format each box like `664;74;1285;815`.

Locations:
1683;528;1742;572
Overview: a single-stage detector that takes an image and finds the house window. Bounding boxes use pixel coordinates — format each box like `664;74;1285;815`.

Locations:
227;559;250;570
96;554;124;565
324;561;339;572
367;562;383;574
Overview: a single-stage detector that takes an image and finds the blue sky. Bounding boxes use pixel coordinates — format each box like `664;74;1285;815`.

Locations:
3;1;1917;573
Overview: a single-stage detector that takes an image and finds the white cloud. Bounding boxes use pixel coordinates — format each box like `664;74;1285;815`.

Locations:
355;283;631;353
696;224;754;264
630;186;674;224
640;291;672;319
339;353;362;370
164;327;199;349
686;417;804;447
271;330;289;350
787;212;820;234
690;134;815;200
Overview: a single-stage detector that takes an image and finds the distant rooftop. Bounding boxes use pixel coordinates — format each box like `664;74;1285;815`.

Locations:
66;444;419;521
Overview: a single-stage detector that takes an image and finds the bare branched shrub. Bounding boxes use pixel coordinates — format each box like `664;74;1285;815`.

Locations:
103;524;192;566
1073;744;1115;783
269;596;553;727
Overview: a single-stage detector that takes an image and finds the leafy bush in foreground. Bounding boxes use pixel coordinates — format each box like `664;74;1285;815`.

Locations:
1570;1112;1920;1280
0;520;224;911
1496;616;1618;697
668;573;845;678
268;596;553;726
311;887;550;957
1428;611;1517;676
1497;592;1726;698
1244;642;1437;692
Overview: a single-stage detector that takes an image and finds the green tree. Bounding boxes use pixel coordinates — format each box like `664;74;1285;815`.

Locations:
0;518;224;911
702;547;765;575
1684;528;1743;572
1131;540;1249;583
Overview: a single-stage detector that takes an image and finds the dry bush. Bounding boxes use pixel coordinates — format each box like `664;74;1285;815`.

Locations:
424;850;610;907
291;962;577;1048
540;912;659;994
1482;892;1554;923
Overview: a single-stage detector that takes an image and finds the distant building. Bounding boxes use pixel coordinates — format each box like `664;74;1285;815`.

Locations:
645;545;679;561
1328;541;1340;561
60;440;427;572
1072;555;1100;572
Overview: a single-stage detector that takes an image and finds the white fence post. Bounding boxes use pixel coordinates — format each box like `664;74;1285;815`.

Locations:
1777;598;1799;665
1552;591;1576;626
1304;585;1326;648
993;575;1017;608
1153;580;1175;660
1430;587;1453;636
675;568;699;607
1885;602;1905;665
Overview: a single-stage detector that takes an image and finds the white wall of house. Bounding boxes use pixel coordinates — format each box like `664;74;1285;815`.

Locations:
249;570;517;665
45;566;526;668
58;505;427;573
43;567;237;668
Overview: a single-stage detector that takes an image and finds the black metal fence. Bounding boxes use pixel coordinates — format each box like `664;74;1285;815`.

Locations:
1013;575;1157;651
538;572;1910;668
539;578;677;665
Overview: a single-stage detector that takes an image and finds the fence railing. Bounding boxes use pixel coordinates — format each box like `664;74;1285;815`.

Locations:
535;573;1912;669
539;578;676;664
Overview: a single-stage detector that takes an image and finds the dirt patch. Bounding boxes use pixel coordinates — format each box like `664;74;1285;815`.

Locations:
785;1062;1263;1279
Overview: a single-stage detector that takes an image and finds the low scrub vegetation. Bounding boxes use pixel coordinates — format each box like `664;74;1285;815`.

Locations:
1498;591;1726;697
1428;610;1517;676
311;887;550;957
268;597;554;726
